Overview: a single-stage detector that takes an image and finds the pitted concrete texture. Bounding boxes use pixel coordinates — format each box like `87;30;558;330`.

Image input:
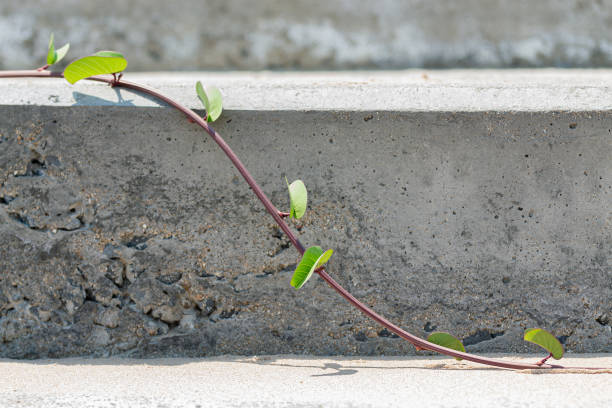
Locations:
0;73;611;358
3;1;612;70
0;355;611;408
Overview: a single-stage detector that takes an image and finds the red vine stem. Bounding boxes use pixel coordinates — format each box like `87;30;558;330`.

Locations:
0;69;600;371
535;353;553;366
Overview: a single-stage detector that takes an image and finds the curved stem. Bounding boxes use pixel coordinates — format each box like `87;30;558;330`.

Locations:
0;69;601;371
535;353;553;366
316;269;565;370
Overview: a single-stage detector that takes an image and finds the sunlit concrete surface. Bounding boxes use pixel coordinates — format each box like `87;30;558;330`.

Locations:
2;70;612;111
0;355;611;407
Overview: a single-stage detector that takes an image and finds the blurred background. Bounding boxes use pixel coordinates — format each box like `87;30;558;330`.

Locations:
2;0;612;71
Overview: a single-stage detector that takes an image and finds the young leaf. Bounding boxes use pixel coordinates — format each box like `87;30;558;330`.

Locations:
291;246;322;289
47;33;55;65
286;178;307;219
291;246;333;289
195;81;223;122
46;33;70;66
317;249;333;267
524;328;564;360
195;81;209;111
55;43;70;65
205;86;223;122
63;54;127;84
427;332;465;361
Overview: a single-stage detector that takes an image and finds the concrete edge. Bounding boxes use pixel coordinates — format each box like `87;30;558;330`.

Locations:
1;70;612;112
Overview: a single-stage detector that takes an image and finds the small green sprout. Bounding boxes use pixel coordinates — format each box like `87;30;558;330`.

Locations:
286;178;307;219
195;81;223;122
46;33;70;66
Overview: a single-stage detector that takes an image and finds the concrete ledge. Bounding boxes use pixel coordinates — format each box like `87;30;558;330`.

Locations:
0;71;610;358
3;70;612;111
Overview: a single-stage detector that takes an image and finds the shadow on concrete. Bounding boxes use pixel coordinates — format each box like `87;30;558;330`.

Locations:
71;87;169;107
3;354;609;374
72;89;134;106
0;355;498;372
233;358;500;374
311;362;357;377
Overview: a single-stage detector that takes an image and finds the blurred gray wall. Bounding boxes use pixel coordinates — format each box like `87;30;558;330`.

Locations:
2;0;612;70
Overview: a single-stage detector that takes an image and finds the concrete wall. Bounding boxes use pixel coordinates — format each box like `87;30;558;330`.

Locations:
2;0;612;70
0;73;610;358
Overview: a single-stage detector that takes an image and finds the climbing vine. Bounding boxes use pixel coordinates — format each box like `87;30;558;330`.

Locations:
0;34;601;371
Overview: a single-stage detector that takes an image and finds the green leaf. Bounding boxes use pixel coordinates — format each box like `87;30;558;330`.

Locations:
46;33;70;66
290;247;333;289
195;82;223;122
427;332;465;361
47;33;56;65
94;51;125;58
317;249;333;267
286;178;307;219
195;81;209;111
63;54;127;84
205;86;222;122
291;246;322;289
54;43;70;64
524;328;564;360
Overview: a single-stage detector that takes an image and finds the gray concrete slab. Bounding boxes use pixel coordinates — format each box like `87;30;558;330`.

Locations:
0;71;610;359
3;1;612;70
0;355;610;407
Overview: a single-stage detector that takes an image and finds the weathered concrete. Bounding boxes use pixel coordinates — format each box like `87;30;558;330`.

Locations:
0;355;611;408
0;72;611;359
3;1;612;70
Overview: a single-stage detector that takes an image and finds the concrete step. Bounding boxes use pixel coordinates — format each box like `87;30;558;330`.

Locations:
4;70;612;111
0;71;610;359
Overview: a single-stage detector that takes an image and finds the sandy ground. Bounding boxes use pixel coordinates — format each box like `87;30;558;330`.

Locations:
0;354;610;407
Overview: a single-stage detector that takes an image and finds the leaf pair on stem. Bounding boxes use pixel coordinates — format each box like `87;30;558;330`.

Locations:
426;328;564;362
282;179;334;289
195;81;222;122
43;33;128;84
46;33;70;66
45;34;223;124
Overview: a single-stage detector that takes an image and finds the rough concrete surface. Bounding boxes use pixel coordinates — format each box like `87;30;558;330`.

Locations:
0;73;611;359
0;355;611;407
3;1;612;70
